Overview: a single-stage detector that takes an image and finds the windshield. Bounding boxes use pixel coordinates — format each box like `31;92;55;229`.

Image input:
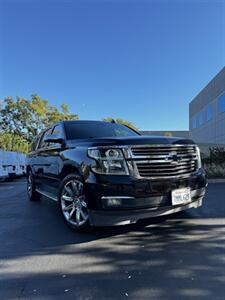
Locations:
64;121;140;139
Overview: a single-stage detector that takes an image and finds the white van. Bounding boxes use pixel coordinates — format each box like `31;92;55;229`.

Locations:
17;153;26;176
0;151;27;180
0;150;8;181
4;151;17;179
14;152;22;176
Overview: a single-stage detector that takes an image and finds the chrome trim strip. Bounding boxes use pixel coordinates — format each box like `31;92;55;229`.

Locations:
134;158;197;164
130;154;197;160
36;189;58;201
136;163;195;169
137;167;195;172
101;196;135;200
134;173;195;180
130;144;196;148
138;170;195;176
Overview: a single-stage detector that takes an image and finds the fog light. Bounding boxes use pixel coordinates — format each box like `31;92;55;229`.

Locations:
102;196;134;208
106;198;122;207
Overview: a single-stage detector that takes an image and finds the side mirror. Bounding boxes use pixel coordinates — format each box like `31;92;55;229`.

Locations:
44;135;65;145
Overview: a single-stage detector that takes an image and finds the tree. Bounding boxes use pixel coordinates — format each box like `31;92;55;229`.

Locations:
0;133;29;153
0;94;79;143
103;117;139;131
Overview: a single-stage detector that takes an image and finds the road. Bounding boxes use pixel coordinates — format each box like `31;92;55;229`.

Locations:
0;178;225;300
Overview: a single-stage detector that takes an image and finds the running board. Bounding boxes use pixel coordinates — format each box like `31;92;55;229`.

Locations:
36;189;58;202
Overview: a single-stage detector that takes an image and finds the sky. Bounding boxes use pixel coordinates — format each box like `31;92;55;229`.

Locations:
0;0;224;130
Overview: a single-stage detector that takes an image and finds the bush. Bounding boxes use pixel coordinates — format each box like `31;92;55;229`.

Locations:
202;147;225;178
0;133;29;153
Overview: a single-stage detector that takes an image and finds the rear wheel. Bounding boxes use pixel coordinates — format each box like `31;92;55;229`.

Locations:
59;173;90;231
27;171;41;201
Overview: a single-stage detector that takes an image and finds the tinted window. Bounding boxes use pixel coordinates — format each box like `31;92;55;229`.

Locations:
38;128;52;149
219;92;225;113
206;103;213;121
65;121;139;139
48;124;64;147
52;124;63;137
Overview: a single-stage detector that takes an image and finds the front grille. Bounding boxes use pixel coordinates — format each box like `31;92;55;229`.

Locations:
130;145;198;179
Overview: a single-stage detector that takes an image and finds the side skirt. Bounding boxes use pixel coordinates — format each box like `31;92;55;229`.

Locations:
35;188;58;202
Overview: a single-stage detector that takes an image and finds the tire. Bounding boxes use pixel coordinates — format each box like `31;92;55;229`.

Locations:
58;173;91;232
27;171;41;201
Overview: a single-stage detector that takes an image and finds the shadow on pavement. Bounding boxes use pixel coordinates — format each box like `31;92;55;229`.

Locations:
0;180;225;299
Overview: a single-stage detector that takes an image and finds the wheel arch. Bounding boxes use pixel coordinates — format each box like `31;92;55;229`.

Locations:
60;163;83;180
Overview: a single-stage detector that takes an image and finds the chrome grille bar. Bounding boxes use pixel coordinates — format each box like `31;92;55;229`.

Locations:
129;144;198;179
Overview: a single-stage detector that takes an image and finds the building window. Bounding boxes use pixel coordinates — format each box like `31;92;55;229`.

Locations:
192;115;197;129
206;103;213;121
199;110;204;126
219;92;225;113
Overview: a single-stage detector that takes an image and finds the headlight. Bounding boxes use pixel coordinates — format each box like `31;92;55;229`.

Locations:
196;146;202;169
88;147;129;175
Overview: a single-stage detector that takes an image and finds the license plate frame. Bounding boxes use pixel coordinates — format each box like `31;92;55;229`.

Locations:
172;188;191;206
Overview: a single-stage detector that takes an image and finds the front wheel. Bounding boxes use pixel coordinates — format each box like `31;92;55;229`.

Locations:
27;171;41;201
58;173;91;231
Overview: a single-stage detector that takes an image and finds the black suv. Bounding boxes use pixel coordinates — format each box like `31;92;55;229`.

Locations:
27;120;207;231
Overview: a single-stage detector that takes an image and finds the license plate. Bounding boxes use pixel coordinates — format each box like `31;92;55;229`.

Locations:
172;188;191;205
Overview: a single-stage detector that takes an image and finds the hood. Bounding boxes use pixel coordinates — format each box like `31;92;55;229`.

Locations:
67;135;195;147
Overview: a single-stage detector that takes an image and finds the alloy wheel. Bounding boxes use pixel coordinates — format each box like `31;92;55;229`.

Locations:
61;179;88;227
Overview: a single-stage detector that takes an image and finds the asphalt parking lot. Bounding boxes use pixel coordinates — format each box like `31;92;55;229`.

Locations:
0;178;225;300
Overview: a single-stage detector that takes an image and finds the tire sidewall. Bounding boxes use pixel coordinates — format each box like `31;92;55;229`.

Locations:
58;173;90;231
27;171;40;201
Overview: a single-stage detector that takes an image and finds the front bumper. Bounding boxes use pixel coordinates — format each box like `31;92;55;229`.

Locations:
84;168;207;226
88;187;205;226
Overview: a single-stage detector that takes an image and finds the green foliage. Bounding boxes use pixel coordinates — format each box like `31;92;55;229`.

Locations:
202;147;225;178
0;133;29;153
0;94;79;143
202;147;225;165
103;117;139;131
209;147;225;164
